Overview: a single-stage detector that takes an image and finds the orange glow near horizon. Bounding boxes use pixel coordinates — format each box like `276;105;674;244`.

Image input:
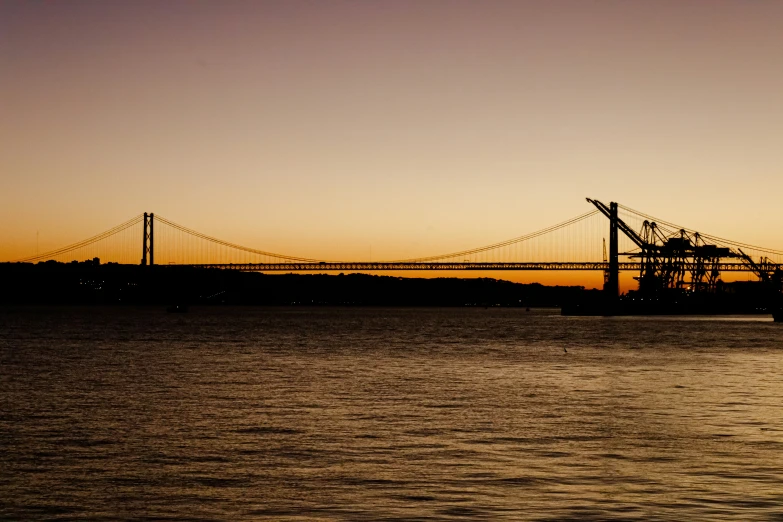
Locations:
2;1;783;290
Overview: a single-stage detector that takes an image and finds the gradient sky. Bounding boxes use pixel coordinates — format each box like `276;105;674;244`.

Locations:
2;1;782;287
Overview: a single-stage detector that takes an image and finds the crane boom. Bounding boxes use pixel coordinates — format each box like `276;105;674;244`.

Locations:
586;198;645;248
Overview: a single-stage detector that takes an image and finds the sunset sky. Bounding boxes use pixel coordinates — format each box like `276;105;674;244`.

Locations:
2;1;782;288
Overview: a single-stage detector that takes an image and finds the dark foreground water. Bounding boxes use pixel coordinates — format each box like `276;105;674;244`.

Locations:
1;307;783;521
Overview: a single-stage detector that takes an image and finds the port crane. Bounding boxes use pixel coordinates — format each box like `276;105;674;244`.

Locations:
587;198;781;300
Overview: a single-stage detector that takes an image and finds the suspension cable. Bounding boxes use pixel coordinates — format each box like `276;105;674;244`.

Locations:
617;204;783;256
387;210;600;262
154;215;323;263
13;214;144;263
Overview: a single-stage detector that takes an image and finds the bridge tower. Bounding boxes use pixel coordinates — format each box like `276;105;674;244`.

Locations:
585;199;622;299
141;212;154;265
607;202;619;298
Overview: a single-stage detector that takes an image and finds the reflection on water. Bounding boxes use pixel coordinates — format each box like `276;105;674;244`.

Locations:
1;307;783;520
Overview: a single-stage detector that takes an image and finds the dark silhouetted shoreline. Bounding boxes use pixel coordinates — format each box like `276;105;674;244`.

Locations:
0;261;597;307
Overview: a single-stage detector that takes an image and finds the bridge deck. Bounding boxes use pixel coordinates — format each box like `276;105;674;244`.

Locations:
180;262;755;272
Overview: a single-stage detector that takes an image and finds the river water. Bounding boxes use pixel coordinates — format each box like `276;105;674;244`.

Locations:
1;307;782;520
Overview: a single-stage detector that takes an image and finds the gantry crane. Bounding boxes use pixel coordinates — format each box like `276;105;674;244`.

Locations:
587;199;779;301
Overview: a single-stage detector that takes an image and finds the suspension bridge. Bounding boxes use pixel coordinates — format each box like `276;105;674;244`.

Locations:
10;199;783;298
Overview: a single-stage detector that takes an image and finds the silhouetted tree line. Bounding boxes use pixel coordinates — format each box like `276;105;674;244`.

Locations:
0;262;599;307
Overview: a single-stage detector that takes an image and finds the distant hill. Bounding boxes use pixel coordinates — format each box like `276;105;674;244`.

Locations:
0;261;598;307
